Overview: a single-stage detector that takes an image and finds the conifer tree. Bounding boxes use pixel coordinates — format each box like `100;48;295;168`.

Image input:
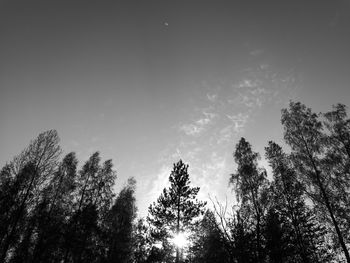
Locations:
148;160;206;263
133;218;151;263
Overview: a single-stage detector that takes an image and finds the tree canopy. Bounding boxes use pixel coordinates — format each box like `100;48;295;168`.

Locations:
1;101;350;263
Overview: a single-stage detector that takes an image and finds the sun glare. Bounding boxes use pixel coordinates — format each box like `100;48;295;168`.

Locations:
171;232;188;248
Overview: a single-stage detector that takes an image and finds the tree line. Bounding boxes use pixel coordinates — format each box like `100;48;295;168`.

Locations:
0;101;349;263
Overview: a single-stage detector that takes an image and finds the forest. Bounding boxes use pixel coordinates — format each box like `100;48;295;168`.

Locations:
0;101;349;263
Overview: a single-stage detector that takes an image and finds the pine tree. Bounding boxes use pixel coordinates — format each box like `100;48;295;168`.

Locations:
148;160;206;263
133;218;151;263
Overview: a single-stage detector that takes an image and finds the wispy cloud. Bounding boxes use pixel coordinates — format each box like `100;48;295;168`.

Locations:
226;113;249;132
207;93;218;102
179;107;218;136
144;63;300;216
236;79;261;89
179;124;204;136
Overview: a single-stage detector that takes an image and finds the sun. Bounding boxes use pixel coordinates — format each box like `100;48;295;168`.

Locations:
171;232;189;248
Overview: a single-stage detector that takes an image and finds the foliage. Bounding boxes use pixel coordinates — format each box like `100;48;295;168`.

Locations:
1;102;350;262
190;210;230;263
230;138;269;263
104;177;137;263
281;101;350;262
147;160;206;262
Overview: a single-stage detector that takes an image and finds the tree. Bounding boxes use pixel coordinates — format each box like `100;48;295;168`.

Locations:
264;207;290;263
324;104;350;160
265;141;330;263
0;130;62;262
323;104;350;241
133;218;152;263
10;129;62;178
0;130;124;263
0;163;38;262
105;177;137;263
231;210;256;263
230;138;268;263
148;160;206;263
191;210;230;263
281;101;350;262
30;152;78;263
0;165;23;247
62;152;117;263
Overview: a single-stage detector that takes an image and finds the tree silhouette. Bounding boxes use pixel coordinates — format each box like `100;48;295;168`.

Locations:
105;177;137;263
264;207;290;263
0;130;62;262
62;152;116;263
230;138;268;263
323;104;350;242
265;141;329;262
31;152;78;263
1;103;350;262
148;160;206;263
0;163;38;262
191;210;230;263
281;101;350;262
133;218;151;263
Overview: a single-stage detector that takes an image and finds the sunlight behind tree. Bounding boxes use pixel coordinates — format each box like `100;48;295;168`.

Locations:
171;232;189;248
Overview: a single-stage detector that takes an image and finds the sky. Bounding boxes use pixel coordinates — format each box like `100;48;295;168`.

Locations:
1;0;350;216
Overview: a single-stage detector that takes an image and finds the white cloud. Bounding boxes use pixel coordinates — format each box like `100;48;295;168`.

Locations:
196;117;211;126
179;123;204;136
237;79;260;89
203;110;218;119
138;64;300;217
226;113;249;132
179;107;218;136
239;93;263;108
207;93;218;102
161;65;300;214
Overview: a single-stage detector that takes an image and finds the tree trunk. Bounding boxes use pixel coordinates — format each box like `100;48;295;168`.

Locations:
176;194;180;263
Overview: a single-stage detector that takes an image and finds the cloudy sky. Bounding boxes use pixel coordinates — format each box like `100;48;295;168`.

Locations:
1;0;350;216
